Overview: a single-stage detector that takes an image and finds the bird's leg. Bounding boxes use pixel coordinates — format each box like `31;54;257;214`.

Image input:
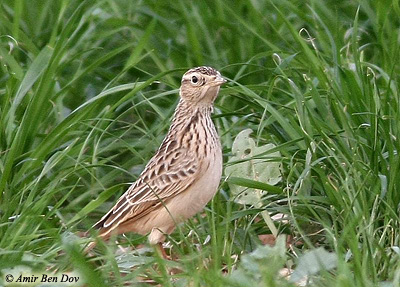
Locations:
157;242;170;260
156;243;183;275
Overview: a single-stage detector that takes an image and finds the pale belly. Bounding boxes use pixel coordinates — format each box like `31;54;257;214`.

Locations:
174;152;223;218
135;149;223;244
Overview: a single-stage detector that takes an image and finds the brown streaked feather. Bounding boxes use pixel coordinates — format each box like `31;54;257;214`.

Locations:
93;145;199;237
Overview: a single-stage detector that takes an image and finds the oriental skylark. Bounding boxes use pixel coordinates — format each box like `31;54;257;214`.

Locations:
88;67;226;252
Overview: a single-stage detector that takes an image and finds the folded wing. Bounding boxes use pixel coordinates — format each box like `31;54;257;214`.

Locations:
93;145;199;237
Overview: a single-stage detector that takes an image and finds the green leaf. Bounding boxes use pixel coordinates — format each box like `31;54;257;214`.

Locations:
124;18;157;69
6;46;54;138
68;184;123;225
0;46;54;195
228;177;282;195
0;46;23;80
228;235;287;286
290;248;338;283
225;129;282;205
62;233;104;287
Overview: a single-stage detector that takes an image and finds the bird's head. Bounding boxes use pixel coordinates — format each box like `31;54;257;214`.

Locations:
179;66;226;105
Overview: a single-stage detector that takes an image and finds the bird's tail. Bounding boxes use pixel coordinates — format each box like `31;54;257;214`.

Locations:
83;211;115;253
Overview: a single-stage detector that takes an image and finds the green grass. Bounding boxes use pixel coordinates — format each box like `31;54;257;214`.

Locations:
1;0;400;286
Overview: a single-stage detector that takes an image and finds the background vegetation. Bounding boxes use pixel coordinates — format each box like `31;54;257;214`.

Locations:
1;0;400;286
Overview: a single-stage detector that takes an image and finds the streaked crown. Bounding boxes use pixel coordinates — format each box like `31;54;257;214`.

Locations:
180;66;226;104
184;66;219;77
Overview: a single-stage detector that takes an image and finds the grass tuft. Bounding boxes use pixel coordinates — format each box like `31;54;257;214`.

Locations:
1;0;400;286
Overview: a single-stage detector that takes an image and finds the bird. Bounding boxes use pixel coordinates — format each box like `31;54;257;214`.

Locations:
86;66;226;256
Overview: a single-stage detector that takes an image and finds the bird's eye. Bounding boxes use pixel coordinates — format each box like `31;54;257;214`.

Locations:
191;76;198;84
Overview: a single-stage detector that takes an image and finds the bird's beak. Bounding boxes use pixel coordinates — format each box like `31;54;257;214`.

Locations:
212;75;227;86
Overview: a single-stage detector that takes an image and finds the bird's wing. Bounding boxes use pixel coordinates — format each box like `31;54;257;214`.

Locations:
93;144;199;232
